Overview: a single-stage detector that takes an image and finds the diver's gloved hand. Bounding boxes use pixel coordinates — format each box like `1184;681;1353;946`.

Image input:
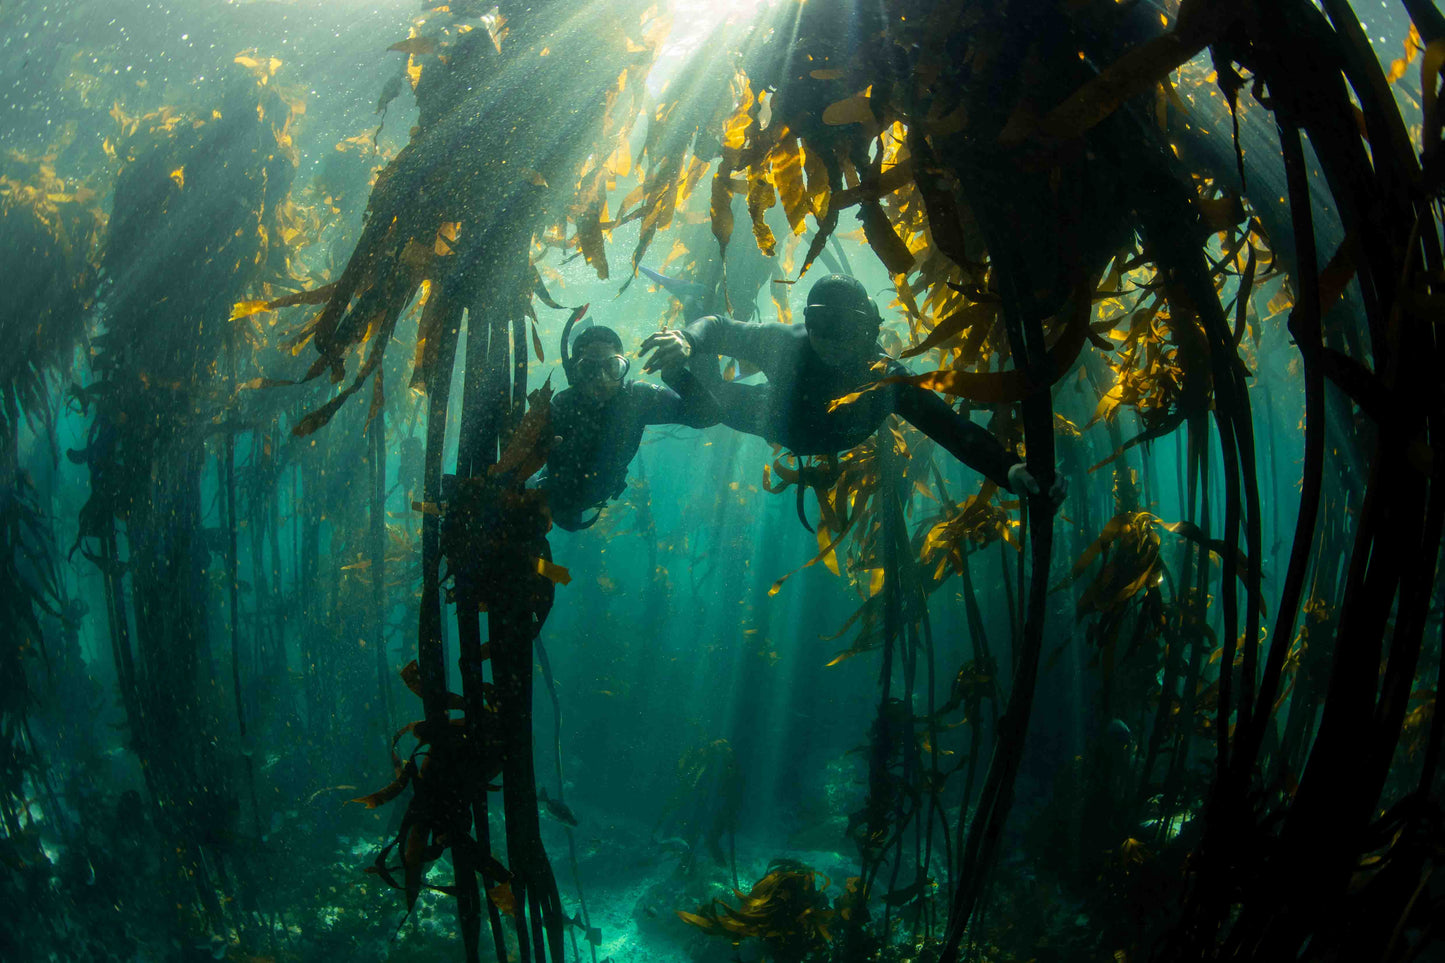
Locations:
1007;461;1068;513
640;329;692;375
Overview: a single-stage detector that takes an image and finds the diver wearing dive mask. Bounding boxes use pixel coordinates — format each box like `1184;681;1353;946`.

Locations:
538;313;713;531
639;274;1065;508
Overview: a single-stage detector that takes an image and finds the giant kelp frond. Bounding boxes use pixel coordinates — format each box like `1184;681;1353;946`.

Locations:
0;152;104;445
0;470;61;719
677;858;835;957
63;62;303;935
97;74;300;376
1063;511;1164;618
75;67;301;548
915;482;1017;584
0;470;58;861
285;0;665;438
355;660;508;915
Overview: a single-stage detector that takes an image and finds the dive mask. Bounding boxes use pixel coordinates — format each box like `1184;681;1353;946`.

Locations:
575;354;630;382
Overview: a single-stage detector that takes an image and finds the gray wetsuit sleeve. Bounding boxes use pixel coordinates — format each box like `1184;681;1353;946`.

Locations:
636;374;718;429
892;385;1019;489
681;316;796;374
656;368;721;428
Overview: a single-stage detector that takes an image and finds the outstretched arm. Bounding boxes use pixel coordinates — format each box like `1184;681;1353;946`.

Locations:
892;384;1019;489
638;369;721;429
641;316;795;377
895;385;1068;507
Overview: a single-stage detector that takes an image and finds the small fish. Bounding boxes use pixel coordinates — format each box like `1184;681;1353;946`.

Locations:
537;786;578;826
654;835;692;855
638;265;707;303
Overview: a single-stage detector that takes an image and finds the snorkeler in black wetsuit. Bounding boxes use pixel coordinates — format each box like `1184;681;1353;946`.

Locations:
639;274;1066;503
541;317;713;531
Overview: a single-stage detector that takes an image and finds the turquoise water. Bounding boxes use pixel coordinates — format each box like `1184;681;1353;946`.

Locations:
1;2;1438;962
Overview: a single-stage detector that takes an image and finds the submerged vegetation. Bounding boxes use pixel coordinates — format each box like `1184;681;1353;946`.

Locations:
1;0;1443;960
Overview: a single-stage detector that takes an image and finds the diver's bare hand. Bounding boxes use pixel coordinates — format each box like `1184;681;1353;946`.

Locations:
1007;462;1068;513
640;329;691;375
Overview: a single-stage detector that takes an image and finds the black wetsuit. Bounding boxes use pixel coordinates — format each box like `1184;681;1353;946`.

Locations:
544;372;713;531
680;315;1019;487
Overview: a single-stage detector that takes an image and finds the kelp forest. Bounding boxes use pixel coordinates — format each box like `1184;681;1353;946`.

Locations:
2;0;1443;960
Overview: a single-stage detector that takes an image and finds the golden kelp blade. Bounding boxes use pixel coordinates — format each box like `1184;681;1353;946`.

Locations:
770;138;812;236
876;285;1092;404
351;769;412;810
488;882;519;917
721;78;754;152
231;280;341;322
900;302;998;359
858;200;912;275
1162;520;1262;594
676;910;715;930
535;558;571;585
768;514;858;596
822;89;875;127
826;384;886;412
746;169;777;256
230;300;272;321
817;524;841;576
234;51;283;85
1387;23;1424;84
825;632;880;668
575;198;610;279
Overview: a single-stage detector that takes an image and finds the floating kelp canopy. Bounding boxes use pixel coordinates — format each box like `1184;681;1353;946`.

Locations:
0;0;1442;960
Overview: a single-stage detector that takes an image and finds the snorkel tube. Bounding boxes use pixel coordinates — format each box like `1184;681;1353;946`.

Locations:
558;303;591;382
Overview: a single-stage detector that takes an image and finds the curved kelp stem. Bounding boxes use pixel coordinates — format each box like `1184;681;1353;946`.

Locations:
328;5;668;959
1240;118;1323;791
371;398;394;752
1154;0;1445;956
69;70;298;932
939;286;1068;960
536;634;598;963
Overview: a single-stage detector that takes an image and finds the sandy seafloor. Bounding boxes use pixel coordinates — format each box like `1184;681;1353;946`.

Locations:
299;798;872;954
309;804;874;962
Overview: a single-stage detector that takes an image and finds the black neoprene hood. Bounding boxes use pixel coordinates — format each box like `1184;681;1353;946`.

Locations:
804;274;879;335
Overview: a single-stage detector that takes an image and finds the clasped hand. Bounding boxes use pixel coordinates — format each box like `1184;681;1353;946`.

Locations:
1007;462;1069;514
639;329;691;375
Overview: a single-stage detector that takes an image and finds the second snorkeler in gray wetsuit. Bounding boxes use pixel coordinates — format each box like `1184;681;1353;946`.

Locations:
638;274;1066;504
